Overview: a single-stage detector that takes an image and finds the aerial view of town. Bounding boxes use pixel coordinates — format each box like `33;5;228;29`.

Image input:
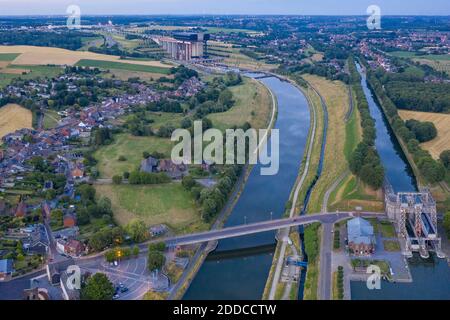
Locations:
0;0;449;310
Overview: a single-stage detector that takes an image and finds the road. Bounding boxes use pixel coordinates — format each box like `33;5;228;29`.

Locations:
157;212;384;247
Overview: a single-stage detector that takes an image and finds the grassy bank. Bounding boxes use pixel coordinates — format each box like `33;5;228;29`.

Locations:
301;75;349;214
208;77;273;131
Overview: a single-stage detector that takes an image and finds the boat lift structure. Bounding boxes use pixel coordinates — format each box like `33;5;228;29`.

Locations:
385;186;445;259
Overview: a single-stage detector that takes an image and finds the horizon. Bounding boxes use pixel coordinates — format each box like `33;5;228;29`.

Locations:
0;0;449;16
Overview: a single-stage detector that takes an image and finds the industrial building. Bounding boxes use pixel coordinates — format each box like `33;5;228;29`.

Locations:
154;32;210;61
385;186;445;259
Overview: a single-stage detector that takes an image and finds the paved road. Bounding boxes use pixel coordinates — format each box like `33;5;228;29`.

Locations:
319;223;333;300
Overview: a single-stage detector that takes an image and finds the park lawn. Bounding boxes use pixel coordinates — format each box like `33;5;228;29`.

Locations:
94;133;174;178
207;77;273;131
380;221;396;238
383;240;401;252
95;183;208;234
302;75;349;213
76;59;171;74
0;104;32;139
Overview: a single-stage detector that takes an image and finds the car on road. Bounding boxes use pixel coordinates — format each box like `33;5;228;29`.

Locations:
113;294;120;300
120;287;129;293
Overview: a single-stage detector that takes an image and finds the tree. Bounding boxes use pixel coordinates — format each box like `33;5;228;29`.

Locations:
148;242;166;252
126;220;148;243
112;175;122;185
81;273;115;300
148;251;165;272
181;175;196;190
444;211;450;239
440;150;450;169
132;245;140;257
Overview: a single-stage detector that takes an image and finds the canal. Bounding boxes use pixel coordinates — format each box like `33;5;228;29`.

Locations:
350;63;450;300
184;75;312;299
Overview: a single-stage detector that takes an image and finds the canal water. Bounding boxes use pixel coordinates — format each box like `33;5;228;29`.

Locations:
351;64;450;300
184;75;311;299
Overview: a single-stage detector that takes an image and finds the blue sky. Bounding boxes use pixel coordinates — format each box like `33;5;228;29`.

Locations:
0;0;449;16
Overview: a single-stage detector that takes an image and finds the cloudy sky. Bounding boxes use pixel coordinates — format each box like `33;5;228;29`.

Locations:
0;0;449;15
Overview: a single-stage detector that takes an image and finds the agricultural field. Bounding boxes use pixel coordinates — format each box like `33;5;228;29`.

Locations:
0;104;32;139
76;59;171;74
94;133;174;178
389;51;450;75
209;42;277;71
415;58;450;76
103;69;173;82
0;45;171;69
302;75;350;213
95;183;208;233
0;64;63;88
398;110;450;159
207;77;273;131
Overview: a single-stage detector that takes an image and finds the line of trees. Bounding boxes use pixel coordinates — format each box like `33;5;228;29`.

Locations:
182;165;242;222
347;57;385;189
128;171;171;185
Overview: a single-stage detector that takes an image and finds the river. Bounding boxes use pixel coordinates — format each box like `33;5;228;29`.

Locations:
184;75;312;299
350;63;450;300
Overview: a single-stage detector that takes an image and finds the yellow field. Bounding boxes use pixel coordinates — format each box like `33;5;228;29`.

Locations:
0;104;32;139
0;45;172;68
398;110;450;159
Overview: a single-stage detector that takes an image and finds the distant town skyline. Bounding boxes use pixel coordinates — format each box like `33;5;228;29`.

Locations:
0;0;449;16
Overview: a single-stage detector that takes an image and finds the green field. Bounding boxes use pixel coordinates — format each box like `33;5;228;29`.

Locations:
42;109;61;129
94;133;174;178
207;77;273;131
0;65;64;88
380;221;396;238
95;183;208;233
75;59;171;74
383;240;401;252
390;51;450;61
0;53;20;61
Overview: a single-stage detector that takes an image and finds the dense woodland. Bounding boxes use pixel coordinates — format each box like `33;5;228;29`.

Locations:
0;30;96;50
375;68;450;113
